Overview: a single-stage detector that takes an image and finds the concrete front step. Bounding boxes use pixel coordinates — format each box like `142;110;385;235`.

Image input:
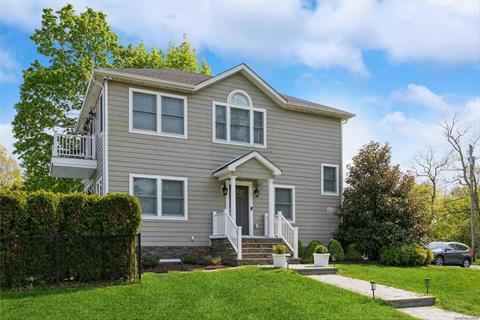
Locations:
290;265;338;275
390;297;437;309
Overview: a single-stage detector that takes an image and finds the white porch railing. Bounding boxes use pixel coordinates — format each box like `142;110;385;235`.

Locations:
274;212;299;259
212;209;242;259
52;132;96;160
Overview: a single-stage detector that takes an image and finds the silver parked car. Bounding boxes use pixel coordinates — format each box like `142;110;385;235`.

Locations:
428;242;473;268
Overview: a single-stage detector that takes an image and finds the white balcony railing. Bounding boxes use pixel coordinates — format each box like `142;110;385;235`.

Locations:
52;132;96;160
212;209;242;259
274;212;299;259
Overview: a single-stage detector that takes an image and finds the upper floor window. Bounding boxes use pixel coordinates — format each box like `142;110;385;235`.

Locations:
129;88;187;138
213;90;266;148
321;164;339;196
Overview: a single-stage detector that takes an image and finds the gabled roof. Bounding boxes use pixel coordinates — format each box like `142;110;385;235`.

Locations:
77;64;355;132
212;151;282;178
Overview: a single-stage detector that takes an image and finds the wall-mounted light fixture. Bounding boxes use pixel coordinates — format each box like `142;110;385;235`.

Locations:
221;183;228;196
253;186;260;197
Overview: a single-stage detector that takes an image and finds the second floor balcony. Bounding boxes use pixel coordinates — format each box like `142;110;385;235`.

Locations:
50;132;97;179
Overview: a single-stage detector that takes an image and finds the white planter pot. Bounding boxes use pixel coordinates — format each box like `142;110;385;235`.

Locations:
313;253;330;267
272;254;288;268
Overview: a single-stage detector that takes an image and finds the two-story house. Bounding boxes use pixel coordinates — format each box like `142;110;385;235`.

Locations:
50;64;354;265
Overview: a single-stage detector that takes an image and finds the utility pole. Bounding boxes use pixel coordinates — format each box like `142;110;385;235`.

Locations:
468;144;477;261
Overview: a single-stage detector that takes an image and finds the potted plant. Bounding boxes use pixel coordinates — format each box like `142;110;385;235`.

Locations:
272;244;288;268
313;244;330;267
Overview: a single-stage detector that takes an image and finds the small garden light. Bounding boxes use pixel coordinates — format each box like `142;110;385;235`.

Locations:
424;278;430;294
370;281;376;299
331;254;336;267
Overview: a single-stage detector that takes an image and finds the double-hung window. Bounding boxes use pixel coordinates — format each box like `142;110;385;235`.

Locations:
274;185;295;222
130;88;187;138
321;164;339;196
213;90;266;147
130;174;188;220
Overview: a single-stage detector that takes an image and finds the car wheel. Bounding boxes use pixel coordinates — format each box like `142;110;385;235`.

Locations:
435;255;444;265
462;258;471;268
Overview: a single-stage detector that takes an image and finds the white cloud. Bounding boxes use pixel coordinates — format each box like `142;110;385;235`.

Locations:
0;47;20;83
0;0;478;75
0;123;16;160
391;84;452;114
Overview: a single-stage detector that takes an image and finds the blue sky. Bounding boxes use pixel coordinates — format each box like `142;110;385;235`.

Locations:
0;0;479;169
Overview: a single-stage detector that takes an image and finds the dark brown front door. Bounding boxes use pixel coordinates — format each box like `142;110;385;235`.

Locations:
235;186;249;235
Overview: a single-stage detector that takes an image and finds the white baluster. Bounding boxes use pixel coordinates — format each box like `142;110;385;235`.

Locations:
237;226;242;260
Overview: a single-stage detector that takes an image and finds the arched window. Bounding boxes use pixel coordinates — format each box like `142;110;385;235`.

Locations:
213;90;266;147
228;90;251;107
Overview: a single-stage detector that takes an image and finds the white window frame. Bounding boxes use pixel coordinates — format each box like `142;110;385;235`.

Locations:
273;184;295;223
129;88;188;139
321;163;339;196
212;90;266;148
129;173;188;221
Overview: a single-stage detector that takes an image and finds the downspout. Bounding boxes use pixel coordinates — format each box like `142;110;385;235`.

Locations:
103;77;111;194
340;119;349;205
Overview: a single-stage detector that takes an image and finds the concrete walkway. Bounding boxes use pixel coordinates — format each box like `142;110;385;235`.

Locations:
309;274;478;320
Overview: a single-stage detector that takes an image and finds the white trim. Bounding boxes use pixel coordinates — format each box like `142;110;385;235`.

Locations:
95;176;103;195
213;151;281;177
78;64;354;132
273;184;296;223
104;80;109;194
227;89;253;107
196;64;287;105
268;179;275;238
225;180;254;236
51;157;97;169
129;173;188;221
128;87;188;139
321;163;340;196
212;94;267;148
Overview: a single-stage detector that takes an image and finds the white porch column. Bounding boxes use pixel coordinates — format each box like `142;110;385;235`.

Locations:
230;176;237;221
268;178;275;237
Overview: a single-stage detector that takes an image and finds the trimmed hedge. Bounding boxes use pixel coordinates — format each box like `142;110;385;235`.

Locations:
328;240;345;261
379;244;433;266
303;240;322;263
345;244;363;261
0;190;141;289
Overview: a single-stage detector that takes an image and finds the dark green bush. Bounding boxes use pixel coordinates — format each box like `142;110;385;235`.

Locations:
380;244;432;266
0;190;27;288
303;240;322;263
272;244;287;254
0;191;141;289
142;256;159;269
345;244;363;261
298;240;304;260
314;244;328;254
328;240;345;261
182;255;197;264
58;193;101;281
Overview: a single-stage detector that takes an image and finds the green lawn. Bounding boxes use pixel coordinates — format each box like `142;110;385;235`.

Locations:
337;263;480;317
0;267;413;320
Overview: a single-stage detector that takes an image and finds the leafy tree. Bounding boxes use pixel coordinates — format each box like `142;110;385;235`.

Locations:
13;5;210;192
0;145;23;189
335;141;431;259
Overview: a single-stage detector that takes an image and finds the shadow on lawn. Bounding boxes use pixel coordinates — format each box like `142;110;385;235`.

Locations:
0;280;138;301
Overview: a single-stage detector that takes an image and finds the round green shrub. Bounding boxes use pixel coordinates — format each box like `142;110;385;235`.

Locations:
182;255;198;264
303;240;322;263
210;256;222;265
142;256;159;269
380;244;432;266
298;240;304;260
273;244;288;254
314;244;328;254
345;244;363;261
328;239;345;261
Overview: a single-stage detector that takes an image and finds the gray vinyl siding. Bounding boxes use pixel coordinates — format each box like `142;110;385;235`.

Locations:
235;158;273;180
107;73;342;246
